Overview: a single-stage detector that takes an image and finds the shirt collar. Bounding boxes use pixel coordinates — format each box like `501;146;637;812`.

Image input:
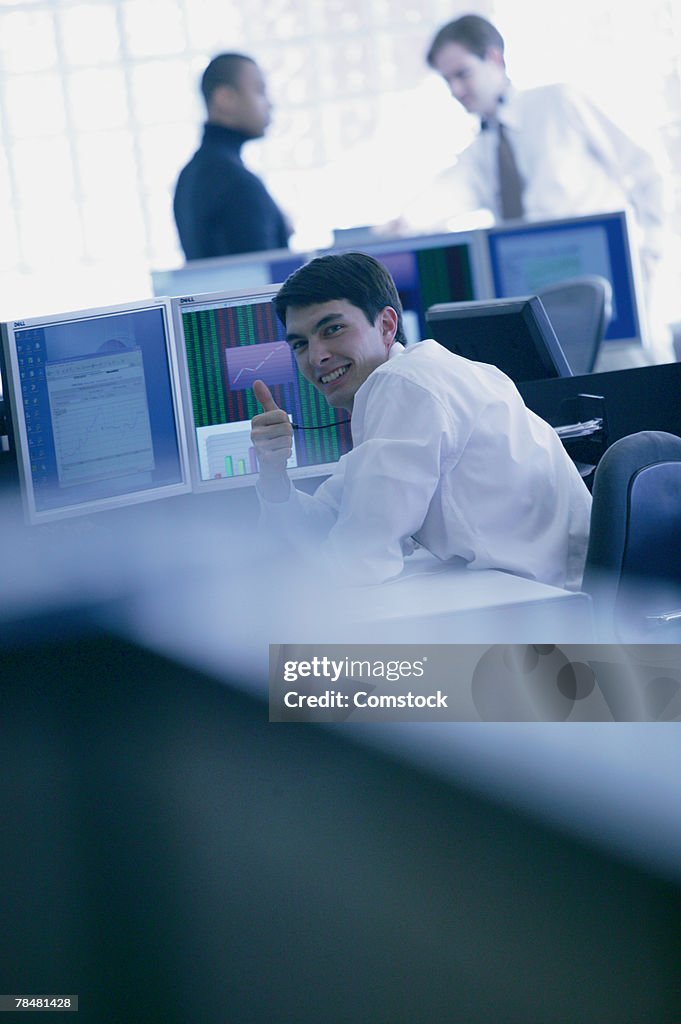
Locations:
202;122;250;152
481;84;520;131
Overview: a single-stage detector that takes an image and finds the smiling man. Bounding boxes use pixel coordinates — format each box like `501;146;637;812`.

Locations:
250;252;591;588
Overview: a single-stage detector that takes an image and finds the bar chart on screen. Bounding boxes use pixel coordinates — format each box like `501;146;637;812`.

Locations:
198;419;297;481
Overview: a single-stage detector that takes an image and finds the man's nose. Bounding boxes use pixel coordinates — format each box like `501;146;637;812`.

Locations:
308;337;332;367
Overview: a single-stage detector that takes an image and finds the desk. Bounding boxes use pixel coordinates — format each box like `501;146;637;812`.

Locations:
333;550;592;643
104;550;593;713
0;497;592;681
519;361;681;445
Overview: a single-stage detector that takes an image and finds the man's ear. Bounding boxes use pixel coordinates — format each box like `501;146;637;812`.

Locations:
379;306;399;350
210;83;239;119
485;46;506;69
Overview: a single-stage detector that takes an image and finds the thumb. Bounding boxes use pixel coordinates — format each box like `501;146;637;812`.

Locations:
253;378;279;412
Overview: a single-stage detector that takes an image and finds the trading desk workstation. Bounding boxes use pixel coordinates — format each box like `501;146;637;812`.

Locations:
2;211;681;1023
0;210;679;646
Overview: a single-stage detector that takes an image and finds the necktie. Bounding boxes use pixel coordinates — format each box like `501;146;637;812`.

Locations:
497;122;524;220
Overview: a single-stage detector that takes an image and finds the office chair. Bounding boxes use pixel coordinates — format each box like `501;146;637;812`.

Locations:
536;275;613;375
582;430;681;641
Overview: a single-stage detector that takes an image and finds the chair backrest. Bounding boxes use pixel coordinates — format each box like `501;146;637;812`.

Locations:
582;430;681;640
536;276;613;376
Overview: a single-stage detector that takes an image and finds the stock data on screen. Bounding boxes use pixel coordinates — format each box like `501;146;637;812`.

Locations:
180;298;352;482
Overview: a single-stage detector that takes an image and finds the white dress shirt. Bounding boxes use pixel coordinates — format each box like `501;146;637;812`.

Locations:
258;341;592;590
404;83;665;263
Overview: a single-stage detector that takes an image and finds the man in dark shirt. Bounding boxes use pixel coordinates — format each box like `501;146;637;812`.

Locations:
173;53;291;260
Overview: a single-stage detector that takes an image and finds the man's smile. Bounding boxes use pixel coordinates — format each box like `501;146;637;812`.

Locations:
320;364;351;385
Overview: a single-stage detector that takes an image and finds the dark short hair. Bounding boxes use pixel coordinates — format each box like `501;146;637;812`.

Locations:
427;14;505;66
201;53;255;105
274;252;407;346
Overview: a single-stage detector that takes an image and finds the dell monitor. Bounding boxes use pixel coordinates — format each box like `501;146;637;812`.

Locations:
328;230;493;342
155;232;493;345
1;298;190;524
426;296;572;384
172;287;352;492
485;211;645;346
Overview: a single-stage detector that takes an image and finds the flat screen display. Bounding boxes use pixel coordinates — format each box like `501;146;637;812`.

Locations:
1;299;190;523
426;296;572;384
172;287;352;491
486;211;644;345
328;231;492;342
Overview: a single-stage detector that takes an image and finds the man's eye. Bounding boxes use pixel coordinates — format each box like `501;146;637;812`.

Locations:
325;323;343;336
291;340;307;352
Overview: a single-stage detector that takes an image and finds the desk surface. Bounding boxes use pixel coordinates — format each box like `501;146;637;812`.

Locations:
112;548;593;686
342;549;591;642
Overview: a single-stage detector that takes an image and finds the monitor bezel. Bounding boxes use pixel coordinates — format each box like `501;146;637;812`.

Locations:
484;210;647;348
151;246;311;298
171;285;342;495
2;296;192;525
425;295;573;382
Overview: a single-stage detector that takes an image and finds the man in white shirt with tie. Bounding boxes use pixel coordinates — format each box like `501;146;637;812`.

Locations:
408;14;669;358
419;15;663;254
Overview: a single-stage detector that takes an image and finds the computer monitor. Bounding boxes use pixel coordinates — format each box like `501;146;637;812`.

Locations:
426;296;572;383
151;248;307;298
172;287;352;492
485;211;645;346
327;231;494;342
1;298;191;524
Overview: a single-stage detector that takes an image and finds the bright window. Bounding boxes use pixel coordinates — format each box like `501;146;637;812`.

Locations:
0;0;678;323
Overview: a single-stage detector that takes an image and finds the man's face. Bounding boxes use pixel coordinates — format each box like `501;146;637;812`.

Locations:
216;61;272;138
286;300;396;412
432;42;506;119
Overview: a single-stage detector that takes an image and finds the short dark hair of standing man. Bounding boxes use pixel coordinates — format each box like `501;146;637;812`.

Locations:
201;53;254;102
274;253;409;348
200;53;270;138
426;14;505;65
173;52;291;260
